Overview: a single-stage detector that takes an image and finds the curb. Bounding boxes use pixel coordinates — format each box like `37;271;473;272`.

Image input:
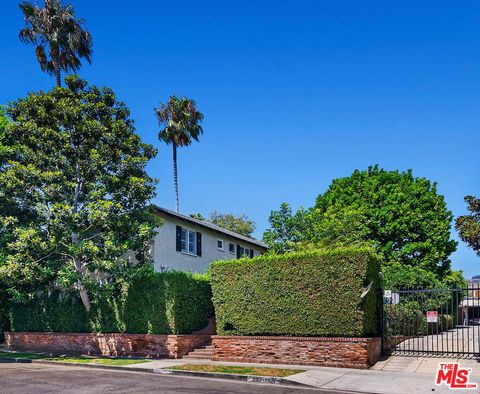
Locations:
0;357;313;389
153;368;311;387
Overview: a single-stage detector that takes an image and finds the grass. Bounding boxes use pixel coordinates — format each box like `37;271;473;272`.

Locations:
0;351;46;360
167;364;305;377
0;351;148;366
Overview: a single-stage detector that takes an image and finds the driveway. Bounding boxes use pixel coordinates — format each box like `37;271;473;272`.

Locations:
388;326;480;355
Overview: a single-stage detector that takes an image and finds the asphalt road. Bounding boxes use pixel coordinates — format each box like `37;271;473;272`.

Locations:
0;363;337;394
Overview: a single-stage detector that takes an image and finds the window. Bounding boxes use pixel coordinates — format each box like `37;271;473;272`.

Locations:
180;228;187;252
188;230;196;254
180;228;196;255
237;246;253;259
229;243;235;254
217;240;224;250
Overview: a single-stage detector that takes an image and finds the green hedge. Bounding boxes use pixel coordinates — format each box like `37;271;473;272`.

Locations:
0;291;11;342
11;269;214;335
384;304;427;337
210;247;381;337
384;305;455;337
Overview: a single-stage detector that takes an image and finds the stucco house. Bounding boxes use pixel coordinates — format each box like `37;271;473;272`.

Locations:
151;206;268;273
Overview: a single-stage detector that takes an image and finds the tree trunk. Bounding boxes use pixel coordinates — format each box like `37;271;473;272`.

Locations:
77;280;92;312
173;143;179;212
71;161;90;311
52;56;61;87
73;253;91;312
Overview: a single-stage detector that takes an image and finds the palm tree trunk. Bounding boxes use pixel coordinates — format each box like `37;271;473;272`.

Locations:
173;143;179;212
53;60;61;87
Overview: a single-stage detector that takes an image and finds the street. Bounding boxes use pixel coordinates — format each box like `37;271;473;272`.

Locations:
0;363;334;394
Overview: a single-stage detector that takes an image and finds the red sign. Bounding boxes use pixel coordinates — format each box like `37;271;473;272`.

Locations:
427;311;438;323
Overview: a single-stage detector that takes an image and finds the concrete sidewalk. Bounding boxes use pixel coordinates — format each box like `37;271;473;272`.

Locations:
3;348;479;393
123;356;480;393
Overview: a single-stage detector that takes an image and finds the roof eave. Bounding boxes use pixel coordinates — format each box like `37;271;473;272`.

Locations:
152;205;268;250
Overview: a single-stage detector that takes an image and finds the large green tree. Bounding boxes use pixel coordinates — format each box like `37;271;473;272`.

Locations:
263;203;311;254
0;108;11;341
314;166;457;276
456;196;480;256
0;107;10;161
19;0;93;87
0;76;158;311
155;96;203;212
0;106;16;264
191;211;256;237
264;166;458;279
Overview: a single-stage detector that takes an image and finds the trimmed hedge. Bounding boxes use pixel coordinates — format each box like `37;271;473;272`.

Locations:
210;247;381;337
11;269;214;335
384;305;455;337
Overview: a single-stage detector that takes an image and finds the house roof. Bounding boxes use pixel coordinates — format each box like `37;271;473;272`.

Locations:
153;205;268;249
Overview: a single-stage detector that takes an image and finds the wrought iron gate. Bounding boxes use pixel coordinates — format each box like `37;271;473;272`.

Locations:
382;286;480;358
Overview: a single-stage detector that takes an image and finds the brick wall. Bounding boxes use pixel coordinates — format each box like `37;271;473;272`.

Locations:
5;332;211;358
212;336;381;369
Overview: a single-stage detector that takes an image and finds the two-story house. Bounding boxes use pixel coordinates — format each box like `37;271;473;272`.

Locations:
151;206;268;273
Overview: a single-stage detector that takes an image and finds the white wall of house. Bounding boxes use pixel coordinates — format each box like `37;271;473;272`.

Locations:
152;213;264;273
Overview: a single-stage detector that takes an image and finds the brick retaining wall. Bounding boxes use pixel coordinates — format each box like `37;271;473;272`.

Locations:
212;336;382;369
5;332;211;359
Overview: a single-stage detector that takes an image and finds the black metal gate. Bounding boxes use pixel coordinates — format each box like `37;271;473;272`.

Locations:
382;286;480;358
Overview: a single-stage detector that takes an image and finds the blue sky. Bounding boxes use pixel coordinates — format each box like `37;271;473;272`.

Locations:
1;1;479;277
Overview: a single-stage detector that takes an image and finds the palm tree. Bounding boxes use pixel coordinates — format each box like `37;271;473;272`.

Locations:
19;0;92;87
155;96;204;212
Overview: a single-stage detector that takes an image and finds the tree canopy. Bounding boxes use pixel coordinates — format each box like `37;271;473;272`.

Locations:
19;0;93;86
0;107;13;259
314;166;457;277
191;211;256;237
0;76;158;310
456;196;480;256
0;107;10;160
0;107;11;339
0;107;7;131
262;203;310;254
209;211;256;237
263;166;459;283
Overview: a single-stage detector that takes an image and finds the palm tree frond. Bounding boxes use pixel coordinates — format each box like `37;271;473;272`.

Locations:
18;0;93;85
19;28;37;43
155;96;204;147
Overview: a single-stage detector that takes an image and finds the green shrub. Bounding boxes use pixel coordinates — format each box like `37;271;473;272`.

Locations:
441;314;454;331
11;269;214;334
210;247;381;337
384;304;427;337
123;270;213;334
384;305;455;338
0;291;11;341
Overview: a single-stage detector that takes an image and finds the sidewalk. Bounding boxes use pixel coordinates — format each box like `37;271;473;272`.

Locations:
3;350;480;393
122;356;480;393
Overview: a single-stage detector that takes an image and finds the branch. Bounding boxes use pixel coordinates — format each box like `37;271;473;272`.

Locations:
81;232;105;242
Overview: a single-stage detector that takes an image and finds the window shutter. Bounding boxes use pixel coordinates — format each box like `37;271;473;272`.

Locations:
250;249;254;258
176;226;182;252
196;232;202;256
236;245;242;259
